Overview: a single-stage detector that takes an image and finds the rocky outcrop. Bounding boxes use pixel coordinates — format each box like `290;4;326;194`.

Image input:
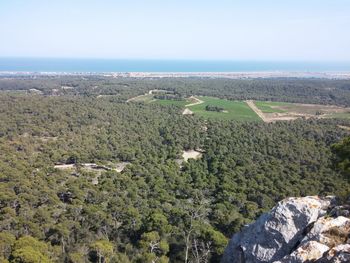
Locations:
317;244;350;262
222;196;350;263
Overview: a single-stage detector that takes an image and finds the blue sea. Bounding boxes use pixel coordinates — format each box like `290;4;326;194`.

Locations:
0;58;350;72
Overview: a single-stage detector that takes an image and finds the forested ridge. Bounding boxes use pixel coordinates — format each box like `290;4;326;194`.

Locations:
0;77;350;262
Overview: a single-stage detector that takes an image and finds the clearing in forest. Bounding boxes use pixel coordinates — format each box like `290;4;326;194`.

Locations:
126;94;154;103
250;100;350;122
127;89;175;103
154;96;260;121
54;162;131;184
54;162;130;173
338;125;350;131
182;150;203;162
186;96;261;121
182;108;194;115
135;93;350;122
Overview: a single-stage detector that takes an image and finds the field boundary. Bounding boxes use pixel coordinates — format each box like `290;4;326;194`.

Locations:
246;100;268;122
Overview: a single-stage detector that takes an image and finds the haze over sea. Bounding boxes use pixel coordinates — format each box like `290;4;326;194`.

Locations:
1;58;350;73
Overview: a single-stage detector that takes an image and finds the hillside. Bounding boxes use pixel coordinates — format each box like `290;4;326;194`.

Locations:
0;77;350;262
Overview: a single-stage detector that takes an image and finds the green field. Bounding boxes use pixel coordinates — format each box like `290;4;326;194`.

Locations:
254;101;289;113
329;112;350;119
153;97;350;121
188;97;261;121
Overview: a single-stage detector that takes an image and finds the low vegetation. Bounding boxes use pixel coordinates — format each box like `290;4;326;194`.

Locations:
205;105;225;112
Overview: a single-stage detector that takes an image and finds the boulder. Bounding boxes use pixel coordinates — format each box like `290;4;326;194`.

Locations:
274;216;350;263
221;196;335;263
276;241;329;263
300;216;350;248
316;244;350;262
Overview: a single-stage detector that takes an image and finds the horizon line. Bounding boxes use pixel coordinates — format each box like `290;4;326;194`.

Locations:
1;57;350;63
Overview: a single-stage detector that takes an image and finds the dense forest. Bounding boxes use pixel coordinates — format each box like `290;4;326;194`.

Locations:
1;76;350;106
0;76;350;262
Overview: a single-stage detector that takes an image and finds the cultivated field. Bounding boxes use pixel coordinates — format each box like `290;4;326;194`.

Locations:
187;96;261;121
127;92;350;122
254;101;288;113
150;96;260;121
251;100;350;122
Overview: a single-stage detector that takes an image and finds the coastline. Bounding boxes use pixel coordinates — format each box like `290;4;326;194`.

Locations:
1;71;350;79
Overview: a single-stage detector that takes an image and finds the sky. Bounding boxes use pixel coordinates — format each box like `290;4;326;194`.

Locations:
0;0;349;61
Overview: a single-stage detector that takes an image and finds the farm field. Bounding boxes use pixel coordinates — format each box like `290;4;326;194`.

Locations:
330;112;350;119
187;96;261;121
254;101;288;113
251;100;350;122
128;92;350;122
152;96;260;121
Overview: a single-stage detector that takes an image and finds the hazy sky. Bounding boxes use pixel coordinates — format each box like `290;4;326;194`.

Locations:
0;0;349;61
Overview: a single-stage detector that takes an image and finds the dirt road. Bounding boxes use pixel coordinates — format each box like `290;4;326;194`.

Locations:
185;96;204;107
245;100;269;122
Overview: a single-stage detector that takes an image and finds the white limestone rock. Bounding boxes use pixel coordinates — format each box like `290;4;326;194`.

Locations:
275;241;329;263
316;244;350;262
300;216;350;248
221;196;335;263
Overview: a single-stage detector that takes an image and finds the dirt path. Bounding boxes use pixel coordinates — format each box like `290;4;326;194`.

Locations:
126;94;145;102
246;100;269;122
185;96;204;107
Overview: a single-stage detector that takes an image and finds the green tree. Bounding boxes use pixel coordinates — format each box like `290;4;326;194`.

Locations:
68;252;86;263
11;236;52;263
0;232;15;260
139;231;169;263
332;137;350;177
90;240;114;263
11;247;51;263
